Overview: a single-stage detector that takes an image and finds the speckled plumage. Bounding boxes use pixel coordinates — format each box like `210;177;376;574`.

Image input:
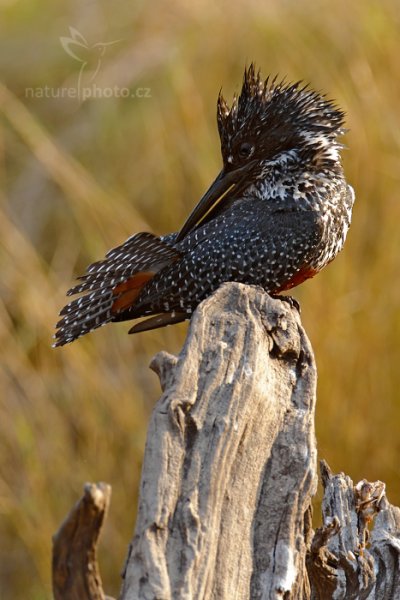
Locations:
54;65;355;347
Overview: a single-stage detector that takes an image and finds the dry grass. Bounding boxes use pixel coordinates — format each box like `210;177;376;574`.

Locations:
1;0;400;596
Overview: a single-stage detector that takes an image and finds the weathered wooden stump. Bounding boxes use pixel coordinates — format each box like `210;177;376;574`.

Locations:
52;283;400;600
120;283;317;600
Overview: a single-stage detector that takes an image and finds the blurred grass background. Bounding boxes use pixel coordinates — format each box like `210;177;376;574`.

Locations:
1;0;400;597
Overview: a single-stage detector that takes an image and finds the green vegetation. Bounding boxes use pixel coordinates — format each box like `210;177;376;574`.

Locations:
1;0;400;597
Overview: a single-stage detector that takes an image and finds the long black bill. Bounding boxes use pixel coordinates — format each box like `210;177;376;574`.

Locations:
176;162;256;242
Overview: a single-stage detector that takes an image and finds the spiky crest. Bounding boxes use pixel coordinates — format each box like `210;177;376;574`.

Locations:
217;64;345;168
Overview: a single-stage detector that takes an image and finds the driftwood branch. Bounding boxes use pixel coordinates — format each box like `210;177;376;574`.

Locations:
52;283;400;599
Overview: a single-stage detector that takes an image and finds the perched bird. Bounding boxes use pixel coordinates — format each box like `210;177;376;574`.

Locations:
54;65;354;347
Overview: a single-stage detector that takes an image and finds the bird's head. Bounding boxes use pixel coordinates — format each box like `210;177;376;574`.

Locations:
177;65;346;241
218;64;345;181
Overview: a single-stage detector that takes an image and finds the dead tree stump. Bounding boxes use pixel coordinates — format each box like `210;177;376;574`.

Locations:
120;283;318;599
52;283;400;599
52;482;112;600
308;461;400;599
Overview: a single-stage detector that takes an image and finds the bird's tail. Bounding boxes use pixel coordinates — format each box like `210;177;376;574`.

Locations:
53;232;181;347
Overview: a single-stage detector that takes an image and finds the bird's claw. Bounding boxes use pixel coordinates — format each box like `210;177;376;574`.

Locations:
271;294;301;314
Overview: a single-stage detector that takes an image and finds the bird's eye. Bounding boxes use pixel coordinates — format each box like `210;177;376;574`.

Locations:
238;142;254;159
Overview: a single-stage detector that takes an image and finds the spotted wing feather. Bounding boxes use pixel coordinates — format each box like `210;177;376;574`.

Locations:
54;232;181;346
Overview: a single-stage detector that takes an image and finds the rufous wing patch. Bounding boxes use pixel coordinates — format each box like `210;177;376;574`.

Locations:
111;271;155;313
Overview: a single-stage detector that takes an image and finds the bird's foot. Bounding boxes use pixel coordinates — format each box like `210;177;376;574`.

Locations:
271;294;301;314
